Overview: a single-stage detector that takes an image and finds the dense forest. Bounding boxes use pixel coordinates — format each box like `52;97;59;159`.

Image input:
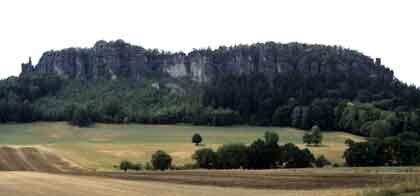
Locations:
1;41;420;141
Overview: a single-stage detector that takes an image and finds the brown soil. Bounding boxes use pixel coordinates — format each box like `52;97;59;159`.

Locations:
0;172;358;196
0;146;81;172
70;169;414;190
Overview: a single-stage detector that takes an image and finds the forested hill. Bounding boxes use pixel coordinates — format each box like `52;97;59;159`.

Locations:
1;40;420;139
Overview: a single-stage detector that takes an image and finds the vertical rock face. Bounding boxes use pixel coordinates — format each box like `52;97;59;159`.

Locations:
163;53;188;78
21;57;34;74
21;40;394;83
34;40;148;80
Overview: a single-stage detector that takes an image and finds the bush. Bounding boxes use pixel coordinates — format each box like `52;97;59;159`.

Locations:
144;162;153;170
192;148;217;169
314;155;331;167
282;143;315;168
119;160;132;172
192;133;203;146
119;161;143;172
151;150;172;170
172;163;198;170
302;132;312;145
246;131;282;169
216;144;248;169
131;163;143;171
246;139;279;169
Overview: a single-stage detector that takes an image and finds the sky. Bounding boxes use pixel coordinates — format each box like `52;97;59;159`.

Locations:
0;0;419;86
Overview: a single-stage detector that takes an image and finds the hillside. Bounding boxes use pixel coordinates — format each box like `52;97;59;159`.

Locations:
0;146;80;172
0;40;419;139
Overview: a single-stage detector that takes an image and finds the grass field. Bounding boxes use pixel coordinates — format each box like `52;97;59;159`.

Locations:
1;122;420;196
0;122;365;170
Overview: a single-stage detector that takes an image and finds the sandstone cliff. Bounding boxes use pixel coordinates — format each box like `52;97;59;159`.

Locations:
21;40;394;82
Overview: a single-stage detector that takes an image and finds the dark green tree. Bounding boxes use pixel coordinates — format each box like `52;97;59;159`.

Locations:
309;98;336;130
119;160;132;172
272;105;293;126
102;99;126;123
370;120;393;139
303;125;323;146
70;105;93;127
151;150;172;171
312;126;323;145
264;131;279;145
282;143;315;168
192;148;217;169
314;155;331;167
302;132;312;145
216;144;248;169
132;163;143;171
192;133;203;146
246;139;272;169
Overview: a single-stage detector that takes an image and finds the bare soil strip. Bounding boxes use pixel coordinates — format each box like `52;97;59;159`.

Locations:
0;172;359;196
67;170;414;190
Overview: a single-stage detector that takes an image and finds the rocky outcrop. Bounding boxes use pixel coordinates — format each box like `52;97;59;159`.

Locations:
21;40;394;83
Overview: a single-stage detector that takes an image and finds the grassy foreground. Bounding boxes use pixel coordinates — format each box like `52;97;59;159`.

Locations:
0;122;364;170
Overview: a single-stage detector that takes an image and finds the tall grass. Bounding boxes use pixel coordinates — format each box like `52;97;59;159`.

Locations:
358;174;420;196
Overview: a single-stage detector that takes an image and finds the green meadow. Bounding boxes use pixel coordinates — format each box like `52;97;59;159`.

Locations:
0;122;364;170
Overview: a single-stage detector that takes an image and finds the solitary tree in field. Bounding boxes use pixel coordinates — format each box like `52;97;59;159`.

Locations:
303;132;312;145
192;133;203;146
303;125;323;146
312;126;323;145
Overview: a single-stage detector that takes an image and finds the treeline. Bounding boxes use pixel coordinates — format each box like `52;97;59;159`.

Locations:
0;74;61;122
119;150;174;171
201;72;420;137
344;131;420;166
118;130;420;171
0;74;241;126
118;132;330;172
1;50;420;142
193;131;329;169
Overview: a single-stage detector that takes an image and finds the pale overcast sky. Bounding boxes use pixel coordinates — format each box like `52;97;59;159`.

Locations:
0;0;419;86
